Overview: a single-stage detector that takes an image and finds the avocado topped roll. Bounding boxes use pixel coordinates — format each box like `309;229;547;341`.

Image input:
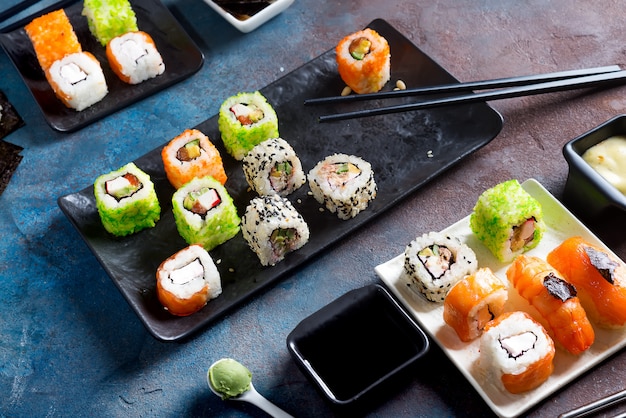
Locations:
218;91;279;160
94;162;161;236
172;176;240;251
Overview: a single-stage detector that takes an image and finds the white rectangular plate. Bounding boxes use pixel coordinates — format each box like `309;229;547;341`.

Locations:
375;178;626;418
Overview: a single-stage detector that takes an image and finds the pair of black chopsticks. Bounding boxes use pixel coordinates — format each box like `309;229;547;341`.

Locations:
305;65;626;122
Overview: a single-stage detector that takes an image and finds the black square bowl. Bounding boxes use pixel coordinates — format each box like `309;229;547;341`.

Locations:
563;114;626;219
286;284;429;408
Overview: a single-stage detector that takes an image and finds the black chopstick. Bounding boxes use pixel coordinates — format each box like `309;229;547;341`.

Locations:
305;65;622;106
558;388;626;418
0;0;41;23
318;70;626;123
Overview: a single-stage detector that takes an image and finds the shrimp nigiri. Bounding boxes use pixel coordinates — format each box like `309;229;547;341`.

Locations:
443;267;508;342
506;255;595;355
547;236;626;328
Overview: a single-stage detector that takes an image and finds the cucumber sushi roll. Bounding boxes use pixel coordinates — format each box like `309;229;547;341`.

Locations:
242;194;310;266
308;153;377;220
156;244;222;317
94;162;161;236
82;0;138;46
242;137;305;197
402;231;478;303
172;176;240;251
106;31;165;85
218;91;279;160
469;179;545;263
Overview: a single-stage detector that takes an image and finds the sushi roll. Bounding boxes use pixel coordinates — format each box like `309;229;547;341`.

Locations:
46;51;108;111
402;231;478;303
308;153;377;220
479;311;555;394
241;194;310;266
469;179;545;262
242;137;306;197
156;244;222;316
82;0;138;46
218;91;279;161
106;31;165;85
162;129;227;189
443;267;508;342
335;28;391;94
24;9;82;72
172;176;240;251
506;255;595;355
547;236;626;328
94;162;161;236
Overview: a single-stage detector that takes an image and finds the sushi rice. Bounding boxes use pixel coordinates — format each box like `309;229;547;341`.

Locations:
82;0;138;46
94;162;160;236
106;31;165;85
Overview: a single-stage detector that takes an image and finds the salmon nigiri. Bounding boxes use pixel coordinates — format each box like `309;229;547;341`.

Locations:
443;267;508;342
506;255;595;355
547;236;626;328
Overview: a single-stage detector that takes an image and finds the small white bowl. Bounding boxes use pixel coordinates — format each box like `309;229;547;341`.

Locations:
202;0;295;33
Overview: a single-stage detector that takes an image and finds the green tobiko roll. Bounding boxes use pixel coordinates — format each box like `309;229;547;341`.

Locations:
172;176;240;251
469;179;545;263
82;0;138;46
218;91;279;161
94;162;161;236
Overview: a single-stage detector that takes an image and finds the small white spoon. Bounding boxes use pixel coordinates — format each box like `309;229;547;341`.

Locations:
207;360;294;418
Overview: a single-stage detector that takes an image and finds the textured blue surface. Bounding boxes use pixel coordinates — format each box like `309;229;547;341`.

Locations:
3;0;626;417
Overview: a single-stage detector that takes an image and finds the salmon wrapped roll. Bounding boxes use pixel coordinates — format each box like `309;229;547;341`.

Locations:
443;267;508;342
156;244;222;316
336;28;390;94
106;31;165;84
480;311;555;394
547;236;626;328
506;255;595;355
162;129;227;189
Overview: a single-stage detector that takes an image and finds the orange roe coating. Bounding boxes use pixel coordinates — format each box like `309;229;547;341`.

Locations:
162;129;228;189
335;28;391;94
25;9;82;72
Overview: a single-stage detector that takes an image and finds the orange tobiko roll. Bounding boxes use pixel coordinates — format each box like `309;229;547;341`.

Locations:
335;28;390;94
162;129;227;189
25;9;82;72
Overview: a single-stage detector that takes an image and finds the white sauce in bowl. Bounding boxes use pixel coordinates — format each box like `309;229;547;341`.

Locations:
582;135;626;195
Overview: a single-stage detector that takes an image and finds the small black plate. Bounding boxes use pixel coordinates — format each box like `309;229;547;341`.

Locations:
286;284;430;406
58;19;503;341
0;0;204;132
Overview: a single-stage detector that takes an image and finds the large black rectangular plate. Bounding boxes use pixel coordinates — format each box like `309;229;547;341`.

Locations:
0;0;204;132
58;19;503;341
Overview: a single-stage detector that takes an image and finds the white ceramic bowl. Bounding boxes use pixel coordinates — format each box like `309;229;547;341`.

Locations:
202;0;295;33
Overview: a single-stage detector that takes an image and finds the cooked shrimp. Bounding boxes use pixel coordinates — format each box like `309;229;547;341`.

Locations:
506;255;595;355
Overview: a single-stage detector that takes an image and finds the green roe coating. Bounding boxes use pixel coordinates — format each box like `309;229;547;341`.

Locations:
82;0;138;46
469;179;545;262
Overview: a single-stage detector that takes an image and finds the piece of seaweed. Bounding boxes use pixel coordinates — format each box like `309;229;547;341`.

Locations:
0;89;24;196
